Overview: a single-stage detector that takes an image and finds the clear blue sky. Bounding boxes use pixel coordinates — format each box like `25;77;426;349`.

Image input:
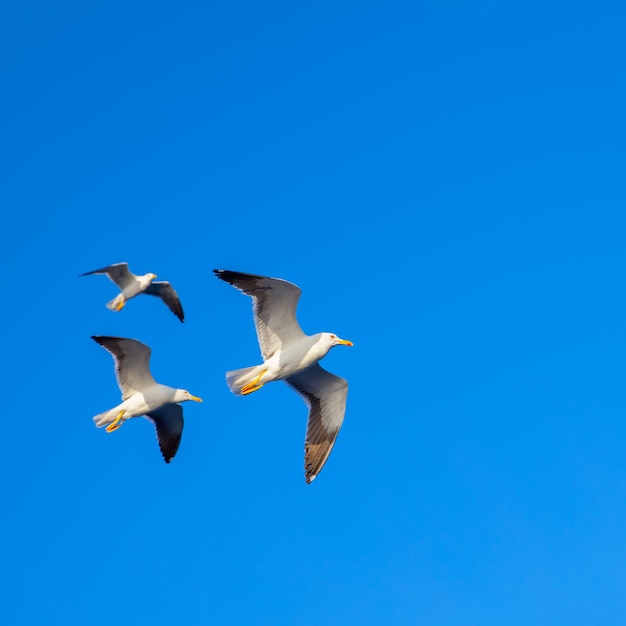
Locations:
2;1;626;624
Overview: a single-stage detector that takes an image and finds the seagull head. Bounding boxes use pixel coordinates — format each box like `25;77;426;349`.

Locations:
326;332;353;348
174;389;203;403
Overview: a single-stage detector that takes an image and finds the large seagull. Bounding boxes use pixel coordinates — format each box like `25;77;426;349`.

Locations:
214;269;353;483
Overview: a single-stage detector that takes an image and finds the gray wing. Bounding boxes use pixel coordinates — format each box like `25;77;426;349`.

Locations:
213;269;306;360
144;281;184;322
145;403;184;463
285;363;348;484
80;262;136;290
92;336;156;400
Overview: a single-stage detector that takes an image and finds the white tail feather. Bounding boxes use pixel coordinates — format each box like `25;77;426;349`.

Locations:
225;366;259;395
93;408;124;428
93;410;113;428
106;294;124;311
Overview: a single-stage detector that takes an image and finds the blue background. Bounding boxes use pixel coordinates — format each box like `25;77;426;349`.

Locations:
2;1;626;624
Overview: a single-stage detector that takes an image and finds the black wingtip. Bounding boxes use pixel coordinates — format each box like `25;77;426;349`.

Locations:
213;269;229;283
213;269;244;284
157;438;180;464
91;336;107;350
91;335;126;348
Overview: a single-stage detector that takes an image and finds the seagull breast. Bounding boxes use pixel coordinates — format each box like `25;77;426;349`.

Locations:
273;334;331;379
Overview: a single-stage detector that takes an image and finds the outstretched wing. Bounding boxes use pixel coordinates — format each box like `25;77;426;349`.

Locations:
80;262;136;290
213;269;306;360
145;403;184;463
144;281;184;322
285;363;348;484
92;336;156;400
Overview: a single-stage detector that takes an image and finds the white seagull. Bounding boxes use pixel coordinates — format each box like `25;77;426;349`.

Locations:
80;262;184;322
214;269;353;484
92;336;202;463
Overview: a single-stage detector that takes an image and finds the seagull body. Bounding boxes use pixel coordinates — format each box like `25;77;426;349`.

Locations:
213;269;353;483
225;333;343;392
80;262;184;322
92;336;202;463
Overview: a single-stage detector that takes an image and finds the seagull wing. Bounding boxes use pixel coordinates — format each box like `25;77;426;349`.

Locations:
144;281;184;322
213;269;306;360
145;403;184;463
92;336;156;400
285;363;348;484
80;262;136;290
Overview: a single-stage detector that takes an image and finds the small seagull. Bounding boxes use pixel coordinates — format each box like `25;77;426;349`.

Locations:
214;269;353;484
80;262;184;322
91;336;202;463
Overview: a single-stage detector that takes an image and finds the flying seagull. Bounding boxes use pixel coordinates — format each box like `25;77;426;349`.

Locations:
91;336;202;462
80;262;184;322
213;269;353;484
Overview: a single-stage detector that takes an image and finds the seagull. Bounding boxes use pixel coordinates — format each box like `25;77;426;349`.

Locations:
213;269;353;483
80;262;184;322
91;336;202;463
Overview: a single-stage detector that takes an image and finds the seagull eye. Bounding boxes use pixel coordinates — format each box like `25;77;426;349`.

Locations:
330;334;335;339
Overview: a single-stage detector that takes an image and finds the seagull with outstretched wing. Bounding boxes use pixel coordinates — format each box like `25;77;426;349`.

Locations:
91;336;202;463
214;269;353;483
80;262;184;322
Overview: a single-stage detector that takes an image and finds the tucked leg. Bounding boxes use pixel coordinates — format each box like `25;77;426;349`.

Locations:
116;297;126;311
106;410;126;432
241;369;267;395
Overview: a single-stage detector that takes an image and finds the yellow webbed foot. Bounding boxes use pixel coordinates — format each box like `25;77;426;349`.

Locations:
241;369;267;395
106;410;126;433
116;298;126;312
241;383;264;395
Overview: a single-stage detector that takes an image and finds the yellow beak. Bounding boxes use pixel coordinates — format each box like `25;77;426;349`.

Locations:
338;339;354;347
189;395;203;402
